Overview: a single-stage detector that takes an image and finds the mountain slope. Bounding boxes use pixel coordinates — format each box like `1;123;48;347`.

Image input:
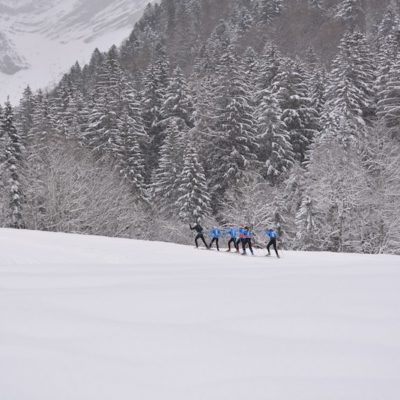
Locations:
0;0;149;102
0;229;399;400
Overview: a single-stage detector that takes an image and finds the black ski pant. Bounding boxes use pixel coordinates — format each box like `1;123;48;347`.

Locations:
209;237;220;251
228;238;237;251
195;233;208;248
242;238;254;255
267;238;279;257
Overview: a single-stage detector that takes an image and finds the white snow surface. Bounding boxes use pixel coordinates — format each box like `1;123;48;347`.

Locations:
0;228;399;400
0;0;148;103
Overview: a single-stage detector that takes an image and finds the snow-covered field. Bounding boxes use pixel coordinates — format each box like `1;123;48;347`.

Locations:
0;228;399;400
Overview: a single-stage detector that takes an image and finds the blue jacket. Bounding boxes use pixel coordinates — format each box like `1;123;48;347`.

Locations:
243;228;252;239
266;229;278;239
227;228;238;239
211;229;222;239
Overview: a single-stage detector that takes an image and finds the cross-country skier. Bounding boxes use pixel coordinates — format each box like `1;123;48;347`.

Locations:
238;225;246;253
209;227;222;251
242;226;254;255
190;222;208;249
226;227;239;252
266;228;280;258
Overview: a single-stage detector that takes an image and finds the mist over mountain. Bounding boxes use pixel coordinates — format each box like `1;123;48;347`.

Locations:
0;0;149;101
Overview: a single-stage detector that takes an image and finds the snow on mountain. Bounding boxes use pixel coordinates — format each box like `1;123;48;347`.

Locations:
0;0;149;103
1;229;399;400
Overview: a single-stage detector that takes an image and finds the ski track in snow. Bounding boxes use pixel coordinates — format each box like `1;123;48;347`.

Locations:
0;228;399;400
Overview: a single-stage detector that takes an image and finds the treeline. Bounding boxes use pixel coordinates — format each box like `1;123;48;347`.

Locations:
0;0;399;254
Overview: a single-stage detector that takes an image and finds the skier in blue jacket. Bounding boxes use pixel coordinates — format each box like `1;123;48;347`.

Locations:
266;228;280;258
209;227;222;251
226;227;239;252
242;226;254;255
238;226;246;252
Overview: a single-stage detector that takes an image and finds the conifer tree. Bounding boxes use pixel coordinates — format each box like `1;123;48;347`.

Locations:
151;121;184;217
207;44;259;203
375;33;400;97
2;100;24;229
377;5;400;42
63;91;87;141
272;59;319;162
257;42;282;93
177;140;211;223
28;91;59;151
18;86;34;138
377;53;400;134
159;66;194;130
0;104;5;187
256;88;294;182
114;109;147;199
196;19;232;76
141;44;170;170
231;4;254;35
334;0;364;31
323;31;375;142
258;0;283;24
242;47;259;94
84;47;145;154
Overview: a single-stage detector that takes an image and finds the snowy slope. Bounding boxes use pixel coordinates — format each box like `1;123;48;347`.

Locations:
0;0;148;102
0;228;399;400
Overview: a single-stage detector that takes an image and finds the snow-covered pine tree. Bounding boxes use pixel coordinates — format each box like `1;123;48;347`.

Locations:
151;120;184;217
323;31;375;143
333;0;364;31
177;140;211;223
159;65;194;130
2;100;24;229
171;0;203;68
50;74;83;142
309;67;327;117
256;87;294;182
258;0;283;24
272;58;319;162
84;46;139;154
256;42;282;94
83;48;106;91
207;44;259;205
196;19;232;77
304;47;327;117
18;86;34;139
375;32;400;97
242;47;259;99
27;91;59;152
377;52;400;135
0;104;6;212
377;5;400;44
230;3;254;36
62;91;87;141
114;108;147;199
141;44;170;173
